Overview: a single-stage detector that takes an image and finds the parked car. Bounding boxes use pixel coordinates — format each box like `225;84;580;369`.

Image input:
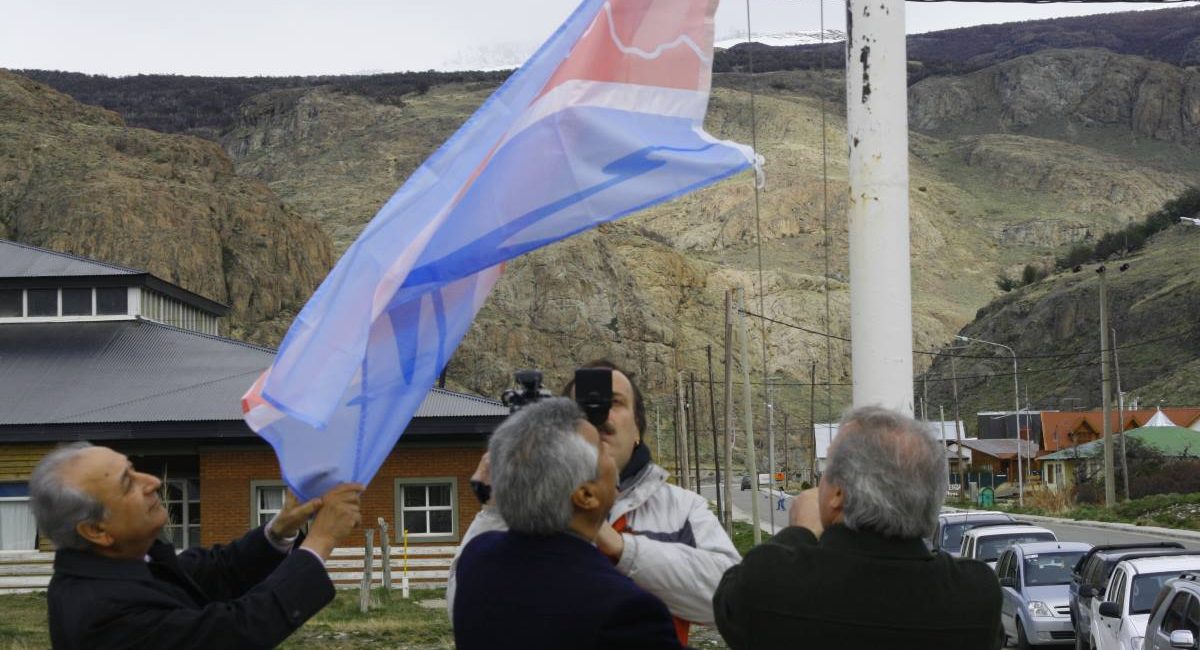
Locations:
1090;554;1200;650
740;475;751;491
959;522;1057;569
930;510;1014;556
1143;572;1200;650
997;541;1093;648
1070;544;1187;650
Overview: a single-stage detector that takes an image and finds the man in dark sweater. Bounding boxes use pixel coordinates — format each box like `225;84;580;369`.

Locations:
31;442;362;650
713;406;1002;650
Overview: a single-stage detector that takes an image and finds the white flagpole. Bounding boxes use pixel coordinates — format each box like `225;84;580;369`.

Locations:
846;0;913;414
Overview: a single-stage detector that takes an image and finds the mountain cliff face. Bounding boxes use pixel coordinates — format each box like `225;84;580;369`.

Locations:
206;46;1198;409
910;48;1200;147
921;224;1200;426
5;21;1200;422
0;71;334;344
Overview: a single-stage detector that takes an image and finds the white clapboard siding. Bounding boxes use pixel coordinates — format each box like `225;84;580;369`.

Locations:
0;546;459;593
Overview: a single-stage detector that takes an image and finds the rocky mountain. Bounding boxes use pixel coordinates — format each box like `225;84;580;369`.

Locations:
4;9;1200;440
920;221;1200;430
0;71;334;344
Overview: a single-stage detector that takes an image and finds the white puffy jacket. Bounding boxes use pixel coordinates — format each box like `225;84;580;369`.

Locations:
447;462;741;625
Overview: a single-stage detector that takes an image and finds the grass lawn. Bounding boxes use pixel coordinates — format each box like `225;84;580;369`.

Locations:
0;586;737;650
980;492;1200;531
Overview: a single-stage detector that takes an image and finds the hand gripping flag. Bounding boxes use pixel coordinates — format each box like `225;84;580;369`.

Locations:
242;0;760;500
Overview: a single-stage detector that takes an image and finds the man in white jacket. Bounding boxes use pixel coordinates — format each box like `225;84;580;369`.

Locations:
447;360;740;645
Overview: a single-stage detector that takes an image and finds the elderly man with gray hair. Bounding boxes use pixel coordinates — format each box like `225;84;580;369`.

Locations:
713;406;1002;650
452;397;683;650
31;442;362;650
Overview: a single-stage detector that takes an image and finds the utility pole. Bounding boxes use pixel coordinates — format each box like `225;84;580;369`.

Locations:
654;403;662;464
950;349;965;496
809;361;817;485
1099;267;1116;508
676;371;691;491
689;373;701;494
782;412;790;491
738;288;761;545
1113;327;1130;501
767;388;777;535
722;291;735;534
706;345;724;524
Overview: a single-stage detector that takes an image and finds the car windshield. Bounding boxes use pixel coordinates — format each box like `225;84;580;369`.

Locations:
1130;572;1181;615
1023;551;1086;587
978;533;1056;562
941;519;1006;552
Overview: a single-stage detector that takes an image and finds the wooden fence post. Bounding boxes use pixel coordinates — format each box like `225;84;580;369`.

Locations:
378;517;392;592
359;529;375;613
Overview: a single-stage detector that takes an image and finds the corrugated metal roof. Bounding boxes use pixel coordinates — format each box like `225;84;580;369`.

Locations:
0;240;142;278
958;437;1039;460
0;320;506;425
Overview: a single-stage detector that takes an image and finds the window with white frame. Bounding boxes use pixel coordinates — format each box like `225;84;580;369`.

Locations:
161;479;201;549
395;478;457;541
0;287;130;319
0;483;37;551
251;482;287;529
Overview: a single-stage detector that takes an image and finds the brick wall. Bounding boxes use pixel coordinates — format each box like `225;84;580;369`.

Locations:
200;443;485;548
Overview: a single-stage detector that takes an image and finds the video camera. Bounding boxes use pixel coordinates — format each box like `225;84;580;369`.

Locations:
500;367;613;429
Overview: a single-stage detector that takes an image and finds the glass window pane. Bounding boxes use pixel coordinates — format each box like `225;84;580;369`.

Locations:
187;479;201;499
403;486;427;508
164;526;183;548
0;500;37;550
165;482;183;501
167;502;182;526
28;289;57;316
61;288;92;315
428;484;451;507
189;502;201;524
403;511;428;534
429;510;452;534
96;287;127;315
259;487;283;510
259;512;273;527
0;290;20;317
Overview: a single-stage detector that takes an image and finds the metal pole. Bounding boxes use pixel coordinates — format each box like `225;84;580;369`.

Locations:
738;289;761;544
846;0;913;414
1099;268;1116;508
677;371;691;491
706;345;724;524
1113;324;1129;501
782;412;790;491
1013;351;1024;508
722;291;736;534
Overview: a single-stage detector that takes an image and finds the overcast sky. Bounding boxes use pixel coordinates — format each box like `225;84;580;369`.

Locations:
2;0;1194;77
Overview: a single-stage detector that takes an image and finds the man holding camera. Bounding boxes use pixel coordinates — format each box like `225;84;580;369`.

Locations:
448;360;740;645
453;398;683;649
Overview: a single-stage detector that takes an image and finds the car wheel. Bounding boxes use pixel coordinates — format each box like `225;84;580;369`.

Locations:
1016;619;1034;650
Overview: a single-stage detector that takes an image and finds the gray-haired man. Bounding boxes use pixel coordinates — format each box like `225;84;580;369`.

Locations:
453;398;682;650
713;406;1002;650
32;442;362;650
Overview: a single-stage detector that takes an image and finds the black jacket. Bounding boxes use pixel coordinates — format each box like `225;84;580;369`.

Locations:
453;530;684;650
47;527;334;650
713;524;1002;650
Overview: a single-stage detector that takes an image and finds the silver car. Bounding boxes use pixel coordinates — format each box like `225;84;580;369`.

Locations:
998;541;1094;648
1144;572;1200;650
930;510;1014;556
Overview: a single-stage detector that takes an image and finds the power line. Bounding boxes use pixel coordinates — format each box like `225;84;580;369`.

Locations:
738;307;1196;360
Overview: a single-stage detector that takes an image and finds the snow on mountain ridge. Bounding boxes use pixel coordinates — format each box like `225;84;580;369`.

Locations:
714;29;846;49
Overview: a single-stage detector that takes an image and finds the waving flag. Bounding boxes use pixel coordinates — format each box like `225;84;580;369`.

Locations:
242;0;760;500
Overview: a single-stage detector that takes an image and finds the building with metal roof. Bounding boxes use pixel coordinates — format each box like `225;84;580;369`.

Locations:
0;239;506;557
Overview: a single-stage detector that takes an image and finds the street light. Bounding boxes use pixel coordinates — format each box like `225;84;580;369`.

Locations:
955;334;1024;507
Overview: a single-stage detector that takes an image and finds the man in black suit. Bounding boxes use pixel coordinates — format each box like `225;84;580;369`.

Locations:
30;442;363;650
453;398;683;650
714;406;1002;650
